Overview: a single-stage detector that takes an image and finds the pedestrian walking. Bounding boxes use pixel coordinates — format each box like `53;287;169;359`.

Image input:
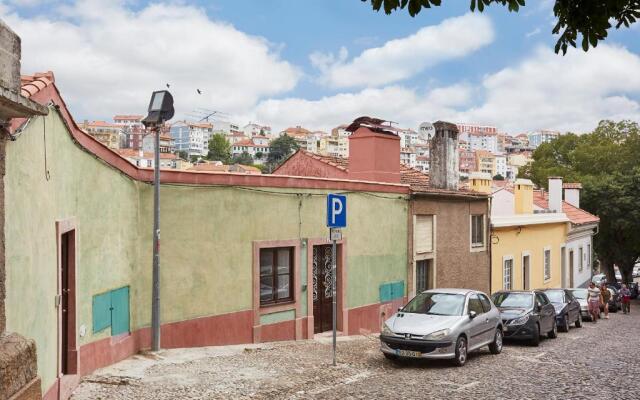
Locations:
587;282;602;322
620;284;632;314
600;283;611;319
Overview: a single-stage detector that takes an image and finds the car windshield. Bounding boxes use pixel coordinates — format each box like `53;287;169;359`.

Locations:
544;290;565;303
402;293;465;316
491;292;533;308
569;289;588;300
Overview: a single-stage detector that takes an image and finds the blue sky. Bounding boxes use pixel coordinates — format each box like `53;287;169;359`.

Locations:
2;0;640;133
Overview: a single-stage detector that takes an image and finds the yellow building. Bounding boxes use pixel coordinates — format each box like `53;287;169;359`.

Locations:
472;177;570;293
475;150;496;176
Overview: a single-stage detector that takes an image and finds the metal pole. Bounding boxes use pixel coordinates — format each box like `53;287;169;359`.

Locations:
151;125;161;352
332;237;337;366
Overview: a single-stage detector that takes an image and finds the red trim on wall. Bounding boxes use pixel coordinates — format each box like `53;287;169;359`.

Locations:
260;320;296;342
160;310;253;349
42;379;59;400
14;84;410;195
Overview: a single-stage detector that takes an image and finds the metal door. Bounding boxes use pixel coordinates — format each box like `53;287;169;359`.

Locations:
313;245;334;333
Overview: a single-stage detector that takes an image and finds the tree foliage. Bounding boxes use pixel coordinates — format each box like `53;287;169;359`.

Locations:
266;134;300;171
207;133;232;164
232;151;254;165
522;120;640;282
362;0;640;54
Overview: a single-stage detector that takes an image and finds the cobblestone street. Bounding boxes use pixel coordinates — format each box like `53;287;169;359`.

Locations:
72;301;640;400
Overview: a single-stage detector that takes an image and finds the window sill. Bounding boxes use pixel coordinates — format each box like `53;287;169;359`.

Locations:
470;245;486;253
259;301;296;315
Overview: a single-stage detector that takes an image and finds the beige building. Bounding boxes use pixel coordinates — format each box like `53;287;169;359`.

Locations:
82;120;122;149
475;150;496;176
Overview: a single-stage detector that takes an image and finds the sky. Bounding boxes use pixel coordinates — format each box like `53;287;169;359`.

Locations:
1;0;640;134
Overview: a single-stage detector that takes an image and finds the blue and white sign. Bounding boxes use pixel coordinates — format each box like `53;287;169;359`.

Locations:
326;194;347;228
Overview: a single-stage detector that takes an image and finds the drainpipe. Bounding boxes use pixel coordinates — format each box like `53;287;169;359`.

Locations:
488;194;492;295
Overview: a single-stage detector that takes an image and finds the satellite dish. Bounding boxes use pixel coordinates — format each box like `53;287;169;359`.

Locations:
418;122;434;141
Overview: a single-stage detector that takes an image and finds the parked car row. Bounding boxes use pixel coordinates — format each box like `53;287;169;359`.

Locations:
380;286;596;366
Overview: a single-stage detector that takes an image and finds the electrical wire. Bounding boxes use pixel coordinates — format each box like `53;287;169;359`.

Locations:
43;115;50;181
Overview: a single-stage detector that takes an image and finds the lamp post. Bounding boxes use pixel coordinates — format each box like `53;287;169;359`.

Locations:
141;90;174;352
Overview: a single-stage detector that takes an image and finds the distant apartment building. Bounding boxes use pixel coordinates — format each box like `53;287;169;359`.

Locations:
319;132;348;158
528;130;560;148
117;149;178;169
113;114;143;129
459;149;476;176
243;123;272;138
82;120;122;150
231;137;270;164
400;147;417;168
415;155;429;173
281;126;317;152
142;133;175;154
398;129;423;148
475;150;496;176
170;121;213;157
459;140;470;151
495;154;507;178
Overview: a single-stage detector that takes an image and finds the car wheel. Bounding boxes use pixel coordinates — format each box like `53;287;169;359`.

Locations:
560;315;570;332
548;319;558;339
575;313;583;328
489;328;503;355
452;336;468;367
530;324;540;347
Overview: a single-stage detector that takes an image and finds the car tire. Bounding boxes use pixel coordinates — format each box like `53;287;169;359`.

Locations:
560;315;570;332
575;313;583;328
530;324;540;347
489;328;503;355
452;336;468;367
548;320;558;339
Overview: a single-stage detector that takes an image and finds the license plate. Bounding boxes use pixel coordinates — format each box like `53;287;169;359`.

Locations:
396;349;422;358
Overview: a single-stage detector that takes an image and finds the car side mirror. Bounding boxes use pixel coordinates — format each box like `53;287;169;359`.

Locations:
397;307;402;312
469;311;477;319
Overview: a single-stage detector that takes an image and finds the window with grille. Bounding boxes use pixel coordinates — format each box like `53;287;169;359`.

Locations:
503;258;513;290
260;247;294;306
471;215;485;248
544;249;551;281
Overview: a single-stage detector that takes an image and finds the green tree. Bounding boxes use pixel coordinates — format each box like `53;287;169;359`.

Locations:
267;134;299;171
233;151;254;165
493;174;504;180
524;120;640;282
255;151;264;160
177;150;188;160
362;0;640;54
207;133;232;164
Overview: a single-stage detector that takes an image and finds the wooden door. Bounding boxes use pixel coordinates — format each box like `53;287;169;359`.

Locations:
60;232;71;375
523;255;530;290
313;245;334;333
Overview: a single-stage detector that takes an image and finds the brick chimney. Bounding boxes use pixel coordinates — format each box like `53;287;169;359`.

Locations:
514;178;534;214
429;121;459;190
563;182;581;208
348;126;400;184
548;176;563;212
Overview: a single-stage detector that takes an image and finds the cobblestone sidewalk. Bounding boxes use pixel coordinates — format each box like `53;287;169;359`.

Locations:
72;301;640;399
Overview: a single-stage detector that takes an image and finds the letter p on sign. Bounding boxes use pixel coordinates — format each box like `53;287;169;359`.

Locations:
326;194;346;228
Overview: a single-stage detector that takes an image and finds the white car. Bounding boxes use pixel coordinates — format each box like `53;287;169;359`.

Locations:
380;289;503;367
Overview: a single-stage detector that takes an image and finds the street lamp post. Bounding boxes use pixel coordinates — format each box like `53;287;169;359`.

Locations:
141;90;174;352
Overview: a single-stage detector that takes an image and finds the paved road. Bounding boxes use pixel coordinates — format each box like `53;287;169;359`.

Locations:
73;300;640;400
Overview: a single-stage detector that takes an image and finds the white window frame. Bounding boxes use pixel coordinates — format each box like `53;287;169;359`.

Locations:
503;256;514;291
470;214;486;252
544;246;552;282
578;247;584;272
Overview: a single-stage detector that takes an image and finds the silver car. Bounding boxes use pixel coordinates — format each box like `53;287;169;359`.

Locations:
380;288;503;366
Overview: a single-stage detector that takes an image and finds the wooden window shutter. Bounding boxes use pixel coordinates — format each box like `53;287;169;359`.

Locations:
415;215;433;254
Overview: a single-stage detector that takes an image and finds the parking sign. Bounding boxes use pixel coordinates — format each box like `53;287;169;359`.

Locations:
326;194;346;228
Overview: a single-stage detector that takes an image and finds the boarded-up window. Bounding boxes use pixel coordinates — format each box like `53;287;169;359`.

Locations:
415;215;434;254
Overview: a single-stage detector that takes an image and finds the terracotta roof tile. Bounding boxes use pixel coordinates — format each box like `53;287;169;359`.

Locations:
563;183;582;189
20;73;55;98
532;191;599;225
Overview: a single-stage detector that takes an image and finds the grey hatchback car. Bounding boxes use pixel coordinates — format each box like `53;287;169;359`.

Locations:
380;289;503;366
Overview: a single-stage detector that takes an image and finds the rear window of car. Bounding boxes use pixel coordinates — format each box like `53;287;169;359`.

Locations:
491;292;533;308
544;290;564;303
569;289;588;299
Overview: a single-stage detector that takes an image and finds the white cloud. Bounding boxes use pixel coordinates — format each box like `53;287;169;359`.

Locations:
2;0;300;120
460;44;640;133
309;13;494;89
250;44;640;134
525;27;541;38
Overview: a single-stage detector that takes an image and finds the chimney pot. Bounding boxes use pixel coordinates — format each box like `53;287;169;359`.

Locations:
514;178;534;214
429;121;459;190
548;176;563;212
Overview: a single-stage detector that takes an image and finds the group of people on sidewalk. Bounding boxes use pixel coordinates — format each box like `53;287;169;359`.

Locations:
587;281;632;322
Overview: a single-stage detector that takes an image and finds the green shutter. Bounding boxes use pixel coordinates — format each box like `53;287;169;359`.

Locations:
111;286;130;336
391;281;405;300
92;292;111;333
379;283;392;302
